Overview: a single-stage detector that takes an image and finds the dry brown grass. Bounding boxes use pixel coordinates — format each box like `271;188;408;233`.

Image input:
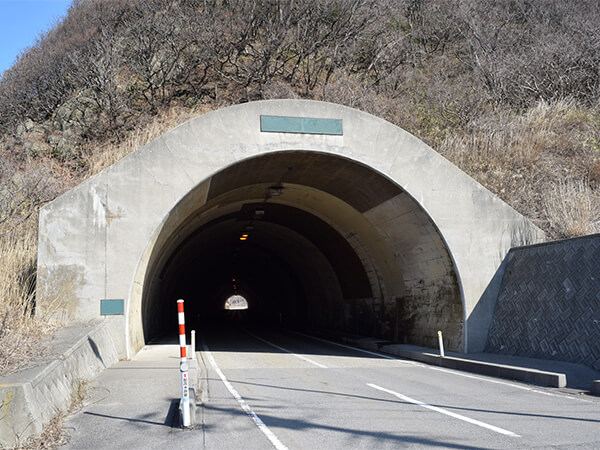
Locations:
441;100;592;172
0;221;56;376
544;179;600;238
17;413;69;449
438;99;600;238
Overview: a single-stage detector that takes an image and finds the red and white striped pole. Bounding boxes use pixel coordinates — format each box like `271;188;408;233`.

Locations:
177;299;191;428
177;299;187;362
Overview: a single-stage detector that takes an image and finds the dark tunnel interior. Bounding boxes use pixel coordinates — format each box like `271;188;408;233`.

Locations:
143;202;373;341
138;151;464;351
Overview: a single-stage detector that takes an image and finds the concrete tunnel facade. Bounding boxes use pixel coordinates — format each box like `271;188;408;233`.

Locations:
36;100;544;359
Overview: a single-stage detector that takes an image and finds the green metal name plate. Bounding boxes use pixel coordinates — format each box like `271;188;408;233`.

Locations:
100;299;124;315
260;115;343;135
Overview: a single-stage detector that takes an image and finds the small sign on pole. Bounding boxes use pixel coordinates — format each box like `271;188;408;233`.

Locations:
437;330;445;358
177;299;191;428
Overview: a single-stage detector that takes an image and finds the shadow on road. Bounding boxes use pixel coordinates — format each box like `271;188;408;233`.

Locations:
82;398;181;428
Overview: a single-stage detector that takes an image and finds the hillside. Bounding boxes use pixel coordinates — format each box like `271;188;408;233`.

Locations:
1;0;599;375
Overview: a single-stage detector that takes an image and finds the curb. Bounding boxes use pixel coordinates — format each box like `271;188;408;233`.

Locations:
340;337;567;388
0;322;119;447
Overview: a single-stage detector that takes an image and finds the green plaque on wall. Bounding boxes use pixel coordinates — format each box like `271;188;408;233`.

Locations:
100;299;124;315
260;115;343;135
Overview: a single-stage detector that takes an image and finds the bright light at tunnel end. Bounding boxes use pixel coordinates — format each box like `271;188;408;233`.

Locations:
225;294;249;310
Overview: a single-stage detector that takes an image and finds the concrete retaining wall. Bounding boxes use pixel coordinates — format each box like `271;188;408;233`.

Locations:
0;322;118;448
486;234;600;371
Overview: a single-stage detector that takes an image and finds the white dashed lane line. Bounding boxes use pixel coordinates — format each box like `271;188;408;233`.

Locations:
247;331;328;368
367;383;521;438
202;344;289;450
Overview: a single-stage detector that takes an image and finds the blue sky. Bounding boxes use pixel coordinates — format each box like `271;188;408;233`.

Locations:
0;0;72;76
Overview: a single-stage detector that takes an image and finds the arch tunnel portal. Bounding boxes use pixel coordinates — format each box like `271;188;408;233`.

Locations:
36;100;544;359
141;151;463;349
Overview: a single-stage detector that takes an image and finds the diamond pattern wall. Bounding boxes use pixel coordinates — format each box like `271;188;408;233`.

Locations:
485;234;600;371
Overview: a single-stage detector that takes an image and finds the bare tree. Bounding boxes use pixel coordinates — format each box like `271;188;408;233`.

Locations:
123;0;213;112
69;31;129;138
451;0;600;106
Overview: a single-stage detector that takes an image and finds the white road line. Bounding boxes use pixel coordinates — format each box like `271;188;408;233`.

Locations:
295;332;592;403
247;331;328;368
202;344;289;450
367;383;521;438
427;366;593;403
291;331;416;363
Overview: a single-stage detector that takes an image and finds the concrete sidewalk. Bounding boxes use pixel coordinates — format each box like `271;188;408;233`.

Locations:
62;345;201;449
337;336;600;393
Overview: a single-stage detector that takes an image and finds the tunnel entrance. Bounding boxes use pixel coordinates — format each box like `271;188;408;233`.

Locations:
139;151;464;350
38;99;544;358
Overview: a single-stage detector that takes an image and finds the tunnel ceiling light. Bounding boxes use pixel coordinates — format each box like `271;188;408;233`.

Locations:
269;184;284;196
242;234;248;238
239;237;247;241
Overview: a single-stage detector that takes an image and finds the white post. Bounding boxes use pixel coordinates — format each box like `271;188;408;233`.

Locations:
177;299;191;428
437;330;445;358
191;330;196;361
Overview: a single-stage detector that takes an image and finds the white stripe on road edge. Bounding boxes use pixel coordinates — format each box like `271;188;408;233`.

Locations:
367;383;520;437
203;344;289;450
427;366;593;403
296;332;591;403
292;331;417;363
247;331;328;368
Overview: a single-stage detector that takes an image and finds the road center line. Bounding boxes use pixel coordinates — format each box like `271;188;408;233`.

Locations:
367;383;521;437
247;331;328;368
202;344;289;450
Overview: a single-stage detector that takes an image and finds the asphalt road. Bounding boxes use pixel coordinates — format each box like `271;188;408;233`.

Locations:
63;325;600;449
198;326;600;449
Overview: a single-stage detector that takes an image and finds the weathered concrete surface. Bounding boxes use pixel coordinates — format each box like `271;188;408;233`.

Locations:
486;234;600;370
0;322;118;448
36;100;544;358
